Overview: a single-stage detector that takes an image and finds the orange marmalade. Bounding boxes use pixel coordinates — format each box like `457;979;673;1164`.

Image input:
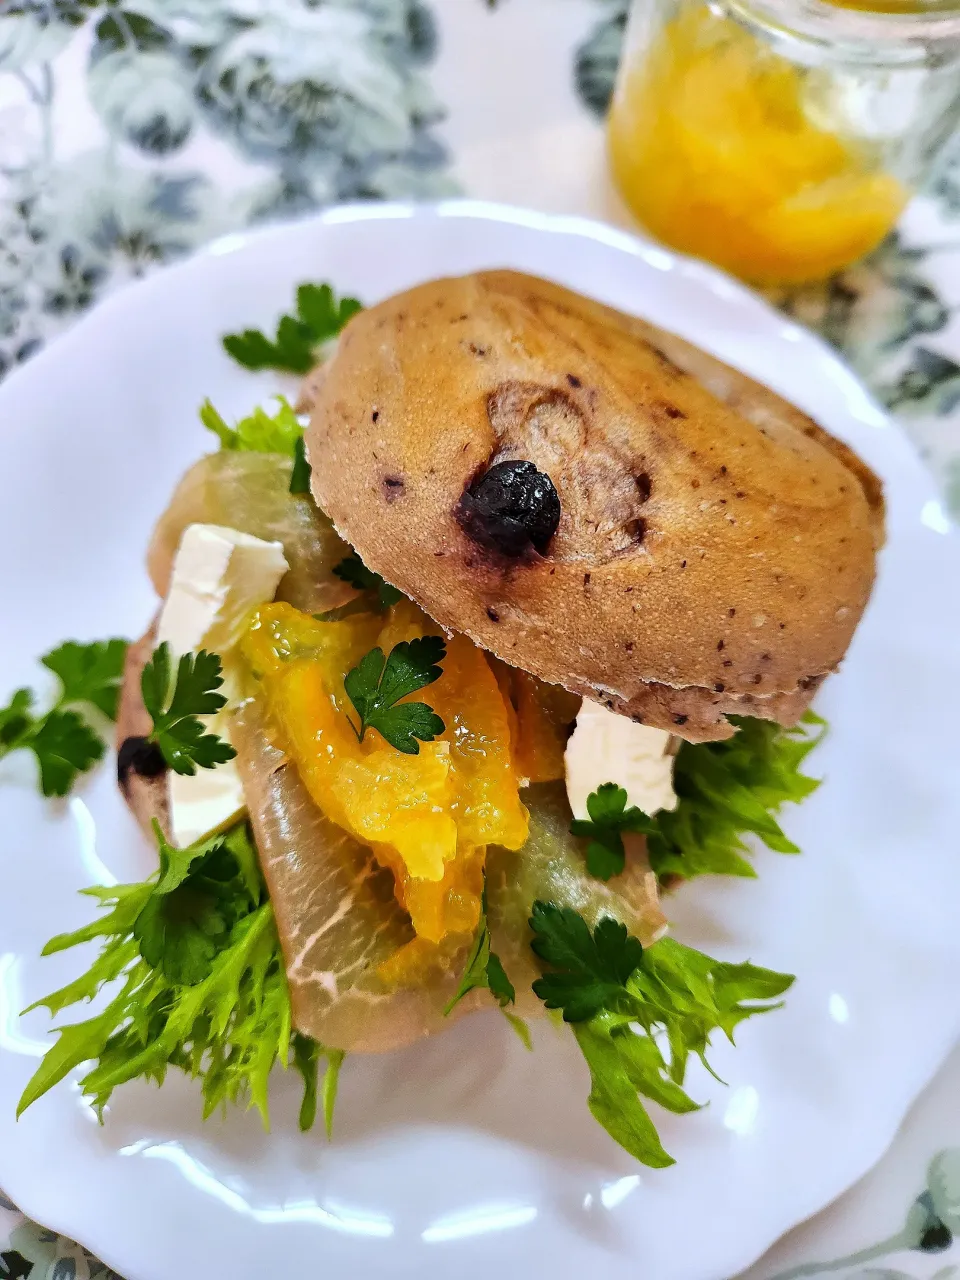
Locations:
241;600;531;947
608;1;908;285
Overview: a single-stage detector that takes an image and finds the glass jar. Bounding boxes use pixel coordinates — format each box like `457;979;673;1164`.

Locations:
608;0;960;284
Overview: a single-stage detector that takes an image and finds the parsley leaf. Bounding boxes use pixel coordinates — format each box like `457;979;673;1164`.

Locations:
486;953;517;1006
333;553;404;610
140;643;237;776
446;886;531;1048
293;1035;344;1136
570;715;825;885
41;639;128;719
570;782;657;881
343;637;445;754
528;901;794;1166
530;901;645;1021
0;689;34;753
289;435;312;495
445;887;517;1014
0;638;129;797
646;713;825;882
19;820;345;1134
222;282;363;374
132;821;253;986
200;396;303;458
315;553;405;622
30;712;105;798
297;283;363;341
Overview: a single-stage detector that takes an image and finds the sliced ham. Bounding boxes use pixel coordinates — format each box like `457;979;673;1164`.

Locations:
231;699;482;1053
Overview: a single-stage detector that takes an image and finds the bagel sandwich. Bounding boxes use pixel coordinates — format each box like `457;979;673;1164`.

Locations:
20;272;882;1168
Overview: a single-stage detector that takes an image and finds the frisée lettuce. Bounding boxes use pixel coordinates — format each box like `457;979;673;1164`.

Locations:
529;902;794;1167
16;711;811;1159
644;711;825;882
18;819;343;1136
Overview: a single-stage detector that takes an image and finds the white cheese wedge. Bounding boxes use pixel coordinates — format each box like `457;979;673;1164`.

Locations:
157;523;288;848
157;523;289;659
564;699;678;821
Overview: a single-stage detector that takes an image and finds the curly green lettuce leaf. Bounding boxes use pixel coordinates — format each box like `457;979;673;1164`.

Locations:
443;885;529;1050
529;901;793;1167
447;926;530;1051
200;397;303;458
18;823;343;1130
646;712;825;882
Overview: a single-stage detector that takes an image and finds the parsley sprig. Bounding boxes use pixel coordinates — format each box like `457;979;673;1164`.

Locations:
222;283;363;374
343;637;445;754
314;554;406;623
19;820;344;1135
530;902;645;1021
529;901;793;1167
570;783;656;882
445;887;532;1048
0;639;128;797
141;643;237;776
41;640;129;718
334;553;404;611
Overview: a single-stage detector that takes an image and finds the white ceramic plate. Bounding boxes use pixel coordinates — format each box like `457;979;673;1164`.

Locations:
1;202;959;1280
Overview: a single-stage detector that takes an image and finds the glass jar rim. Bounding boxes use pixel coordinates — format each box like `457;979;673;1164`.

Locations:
728;0;960;50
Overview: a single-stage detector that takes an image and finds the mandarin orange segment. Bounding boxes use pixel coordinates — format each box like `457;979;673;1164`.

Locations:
376;923;477;990
241;601;379;679
241;599;526;944
376;937;446;989
264;658;456;881
512;671;581;785
434;639;529;849
377;601;529;850
489;656;521;760
391;844;487;945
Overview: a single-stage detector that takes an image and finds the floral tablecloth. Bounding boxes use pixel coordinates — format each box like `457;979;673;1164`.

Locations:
2;2;960;1278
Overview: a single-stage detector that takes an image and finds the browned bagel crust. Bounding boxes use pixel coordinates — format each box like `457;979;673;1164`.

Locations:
309;275;885;747
306;271;883;741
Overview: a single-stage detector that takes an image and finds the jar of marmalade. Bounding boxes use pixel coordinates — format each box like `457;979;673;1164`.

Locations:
608;0;960;284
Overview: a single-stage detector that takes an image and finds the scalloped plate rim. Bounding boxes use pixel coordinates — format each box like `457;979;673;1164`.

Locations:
0;200;956;1280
